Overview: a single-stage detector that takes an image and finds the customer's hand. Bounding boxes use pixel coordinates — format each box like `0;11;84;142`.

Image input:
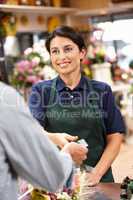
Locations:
48;133;78;148
62;142;88;165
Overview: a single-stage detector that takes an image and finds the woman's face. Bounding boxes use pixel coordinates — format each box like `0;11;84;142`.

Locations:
49;36;86;76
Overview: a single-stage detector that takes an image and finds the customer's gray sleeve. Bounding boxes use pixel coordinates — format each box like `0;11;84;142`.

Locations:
0;85;72;192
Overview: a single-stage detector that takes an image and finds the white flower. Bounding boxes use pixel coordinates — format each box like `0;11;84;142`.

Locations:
42;51;50;62
33;40;50;62
24;48;33;55
42;65;58;80
32;56;41;64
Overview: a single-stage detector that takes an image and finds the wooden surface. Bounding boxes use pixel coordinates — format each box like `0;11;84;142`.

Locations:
80;183;120;200
0;4;77;14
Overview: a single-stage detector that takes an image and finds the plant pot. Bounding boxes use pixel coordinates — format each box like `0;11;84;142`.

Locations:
91;62;113;86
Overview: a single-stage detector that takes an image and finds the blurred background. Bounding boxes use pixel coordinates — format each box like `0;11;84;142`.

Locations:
1;0;133;184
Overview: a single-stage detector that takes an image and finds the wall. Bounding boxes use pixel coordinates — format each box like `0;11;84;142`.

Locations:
16;13;47;32
15;13;65;32
69;0;110;9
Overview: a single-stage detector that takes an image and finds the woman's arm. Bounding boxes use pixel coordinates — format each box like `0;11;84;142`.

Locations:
85;83;125;186
86;133;123;186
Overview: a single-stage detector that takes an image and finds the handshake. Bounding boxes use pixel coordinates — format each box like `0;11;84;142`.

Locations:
61;139;88;166
47;132;88;166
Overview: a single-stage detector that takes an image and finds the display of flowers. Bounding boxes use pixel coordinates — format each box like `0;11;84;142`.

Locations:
11;50;45;89
81;43;108;78
19;169;90;200
87;44;107;64
82;58;93;79
31;187;79;200
30;169;88;200
11;39;52;89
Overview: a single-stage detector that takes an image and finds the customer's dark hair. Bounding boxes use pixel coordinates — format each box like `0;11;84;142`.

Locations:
0;64;9;83
45;25;86;53
0;37;9;84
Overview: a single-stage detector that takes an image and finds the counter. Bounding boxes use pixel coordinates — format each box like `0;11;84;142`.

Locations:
80;183;120;200
18;183;121;200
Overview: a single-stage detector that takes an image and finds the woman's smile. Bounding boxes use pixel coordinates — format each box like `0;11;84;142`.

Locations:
57;61;71;68
50;36;85;76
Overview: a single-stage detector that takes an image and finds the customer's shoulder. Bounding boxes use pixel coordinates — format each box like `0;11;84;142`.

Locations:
0;82;26;109
0;82;19;97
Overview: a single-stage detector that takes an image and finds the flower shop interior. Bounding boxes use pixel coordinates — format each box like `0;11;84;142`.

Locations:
1;0;133;199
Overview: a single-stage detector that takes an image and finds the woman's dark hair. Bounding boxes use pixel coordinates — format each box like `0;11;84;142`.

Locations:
45;25;86;53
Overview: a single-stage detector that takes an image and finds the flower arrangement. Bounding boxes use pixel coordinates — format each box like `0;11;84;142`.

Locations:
82;43;108;79
11;50;45;89
30;169;88;200
31;187;79;200
11;39;52;89
87;44;107;65
19;168;92;200
82;58;93;78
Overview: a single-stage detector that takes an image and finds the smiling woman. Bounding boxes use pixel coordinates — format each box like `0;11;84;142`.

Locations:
49;36;86;81
29;25;125;185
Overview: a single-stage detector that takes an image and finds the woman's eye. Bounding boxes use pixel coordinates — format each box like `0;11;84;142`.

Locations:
64;47;73;53
51;50;59;54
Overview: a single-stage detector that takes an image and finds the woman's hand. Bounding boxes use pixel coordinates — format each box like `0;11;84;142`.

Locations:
62;142;88;165
85;133;123;186
47;133;78;148
86;169;102;186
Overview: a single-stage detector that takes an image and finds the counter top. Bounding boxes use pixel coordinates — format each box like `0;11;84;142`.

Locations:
18;183;121;200
80;183;120;200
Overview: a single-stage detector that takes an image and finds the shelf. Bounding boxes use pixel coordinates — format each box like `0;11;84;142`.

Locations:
74;8;107;17
1;2;133;17
0;4;77;15
74;2;133;16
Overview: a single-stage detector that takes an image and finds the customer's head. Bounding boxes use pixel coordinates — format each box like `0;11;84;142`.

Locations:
0;65;2;81
0;65;9;84
45;26;86;76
